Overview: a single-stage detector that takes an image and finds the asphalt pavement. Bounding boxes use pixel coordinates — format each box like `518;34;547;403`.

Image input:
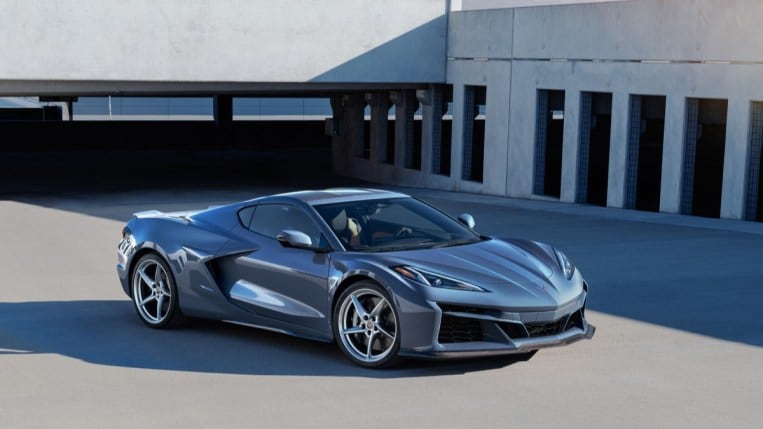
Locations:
1;172;762;428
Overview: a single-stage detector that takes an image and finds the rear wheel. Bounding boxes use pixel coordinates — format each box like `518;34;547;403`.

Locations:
131;253;182;328
334;281;401;368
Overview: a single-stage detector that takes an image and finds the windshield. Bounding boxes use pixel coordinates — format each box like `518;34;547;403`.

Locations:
313;197;482;252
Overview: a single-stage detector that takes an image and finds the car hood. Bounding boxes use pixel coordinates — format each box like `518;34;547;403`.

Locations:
379;238;579;304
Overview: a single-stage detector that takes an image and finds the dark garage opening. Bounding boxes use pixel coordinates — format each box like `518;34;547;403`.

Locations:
385;103;396;164
683;98;727;218
534;89;565;198
411;115;422;170
747;102;763;221
0;96;334;193
433;85;453;176
462;85;485;182
578;92;612;206
759;151;763;221
628;95;666;212
361;104;371;159
406;96;422;170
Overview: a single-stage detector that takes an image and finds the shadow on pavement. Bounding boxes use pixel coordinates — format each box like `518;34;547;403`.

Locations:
0;300;528;377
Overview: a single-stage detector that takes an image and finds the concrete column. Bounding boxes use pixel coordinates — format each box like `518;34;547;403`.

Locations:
721;97;751;219
450;84;465;183
623;95;642;209
62;100;73;121
417;87;436;179
482;70;510;196
607;91;630;208
560;90;581;203
532;90;549;196
659;95;687;214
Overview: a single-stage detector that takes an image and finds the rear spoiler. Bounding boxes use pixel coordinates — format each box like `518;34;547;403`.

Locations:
133;210;164;218
132;207;218;220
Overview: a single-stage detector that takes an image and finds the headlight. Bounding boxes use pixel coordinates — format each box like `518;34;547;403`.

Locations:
393;266;486;292
554;249;575;280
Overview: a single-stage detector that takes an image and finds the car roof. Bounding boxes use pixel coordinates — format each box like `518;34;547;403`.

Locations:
268;188;410;206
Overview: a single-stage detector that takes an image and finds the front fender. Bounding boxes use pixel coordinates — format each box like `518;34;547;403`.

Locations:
327;255;437;351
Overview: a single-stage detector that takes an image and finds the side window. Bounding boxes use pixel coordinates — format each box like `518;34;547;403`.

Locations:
237;206;256;229
249;204;322;245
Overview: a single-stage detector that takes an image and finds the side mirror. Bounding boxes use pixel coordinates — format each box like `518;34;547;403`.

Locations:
277;230;313;249
458;213;475;229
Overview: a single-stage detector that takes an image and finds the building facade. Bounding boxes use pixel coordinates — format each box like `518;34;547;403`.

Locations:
331;0;763;221
1;0;762;221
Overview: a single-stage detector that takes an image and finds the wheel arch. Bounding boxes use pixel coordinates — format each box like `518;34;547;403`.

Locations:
330;273;404;368
330;274;382;319
126;244;174;298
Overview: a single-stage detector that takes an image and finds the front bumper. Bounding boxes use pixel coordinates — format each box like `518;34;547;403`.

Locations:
400;290;596;358
402;323;595;359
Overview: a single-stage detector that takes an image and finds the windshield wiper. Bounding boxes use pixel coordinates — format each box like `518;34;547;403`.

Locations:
362;241;434;253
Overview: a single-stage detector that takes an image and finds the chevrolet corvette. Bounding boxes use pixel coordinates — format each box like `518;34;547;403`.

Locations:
116;188;595;368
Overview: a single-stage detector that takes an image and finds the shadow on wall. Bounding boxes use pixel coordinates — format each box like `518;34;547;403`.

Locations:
309;16;447;83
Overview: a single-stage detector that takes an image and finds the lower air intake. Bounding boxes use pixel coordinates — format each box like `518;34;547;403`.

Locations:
438;315;483;343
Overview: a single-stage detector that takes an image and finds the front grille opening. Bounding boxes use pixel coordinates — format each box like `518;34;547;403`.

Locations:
438;304;486;315
498;322;529;339
525;317;568;337
438;304;503;319
438;315;484;343
566;309;585;331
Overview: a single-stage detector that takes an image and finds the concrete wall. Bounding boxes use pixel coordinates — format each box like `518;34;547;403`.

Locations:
512;0;763;62
0;0;447;93
339;0;763;220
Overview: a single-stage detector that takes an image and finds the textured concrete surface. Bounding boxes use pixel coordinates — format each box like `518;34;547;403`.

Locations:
0;0;447;84
1;180;762;428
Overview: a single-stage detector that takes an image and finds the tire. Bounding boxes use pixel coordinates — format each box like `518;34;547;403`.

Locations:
333;281;401;368
130;253;183;328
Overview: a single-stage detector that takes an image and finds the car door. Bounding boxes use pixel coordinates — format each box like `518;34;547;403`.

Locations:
230;203;332;338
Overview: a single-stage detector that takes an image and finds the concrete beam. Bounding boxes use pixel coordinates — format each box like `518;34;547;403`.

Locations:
607;92;630;208
721;97;751;219
560;90;581;203
660;95;686;214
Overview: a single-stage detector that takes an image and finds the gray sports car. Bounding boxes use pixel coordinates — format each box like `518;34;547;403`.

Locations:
116;188;595;368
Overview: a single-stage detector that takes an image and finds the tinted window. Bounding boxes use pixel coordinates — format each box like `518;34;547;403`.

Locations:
237;206;256;228
249;204;322;245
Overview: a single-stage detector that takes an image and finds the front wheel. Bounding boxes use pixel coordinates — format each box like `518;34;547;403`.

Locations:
131;253;182;328
334;281;401;368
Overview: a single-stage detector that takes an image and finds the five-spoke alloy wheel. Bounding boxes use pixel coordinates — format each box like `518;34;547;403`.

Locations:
334;281;401;368
131;253;181;328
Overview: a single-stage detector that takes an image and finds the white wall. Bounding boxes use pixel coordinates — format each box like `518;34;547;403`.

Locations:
0;0;447;87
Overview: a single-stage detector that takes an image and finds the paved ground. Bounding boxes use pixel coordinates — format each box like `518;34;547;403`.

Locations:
1;176;762;428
